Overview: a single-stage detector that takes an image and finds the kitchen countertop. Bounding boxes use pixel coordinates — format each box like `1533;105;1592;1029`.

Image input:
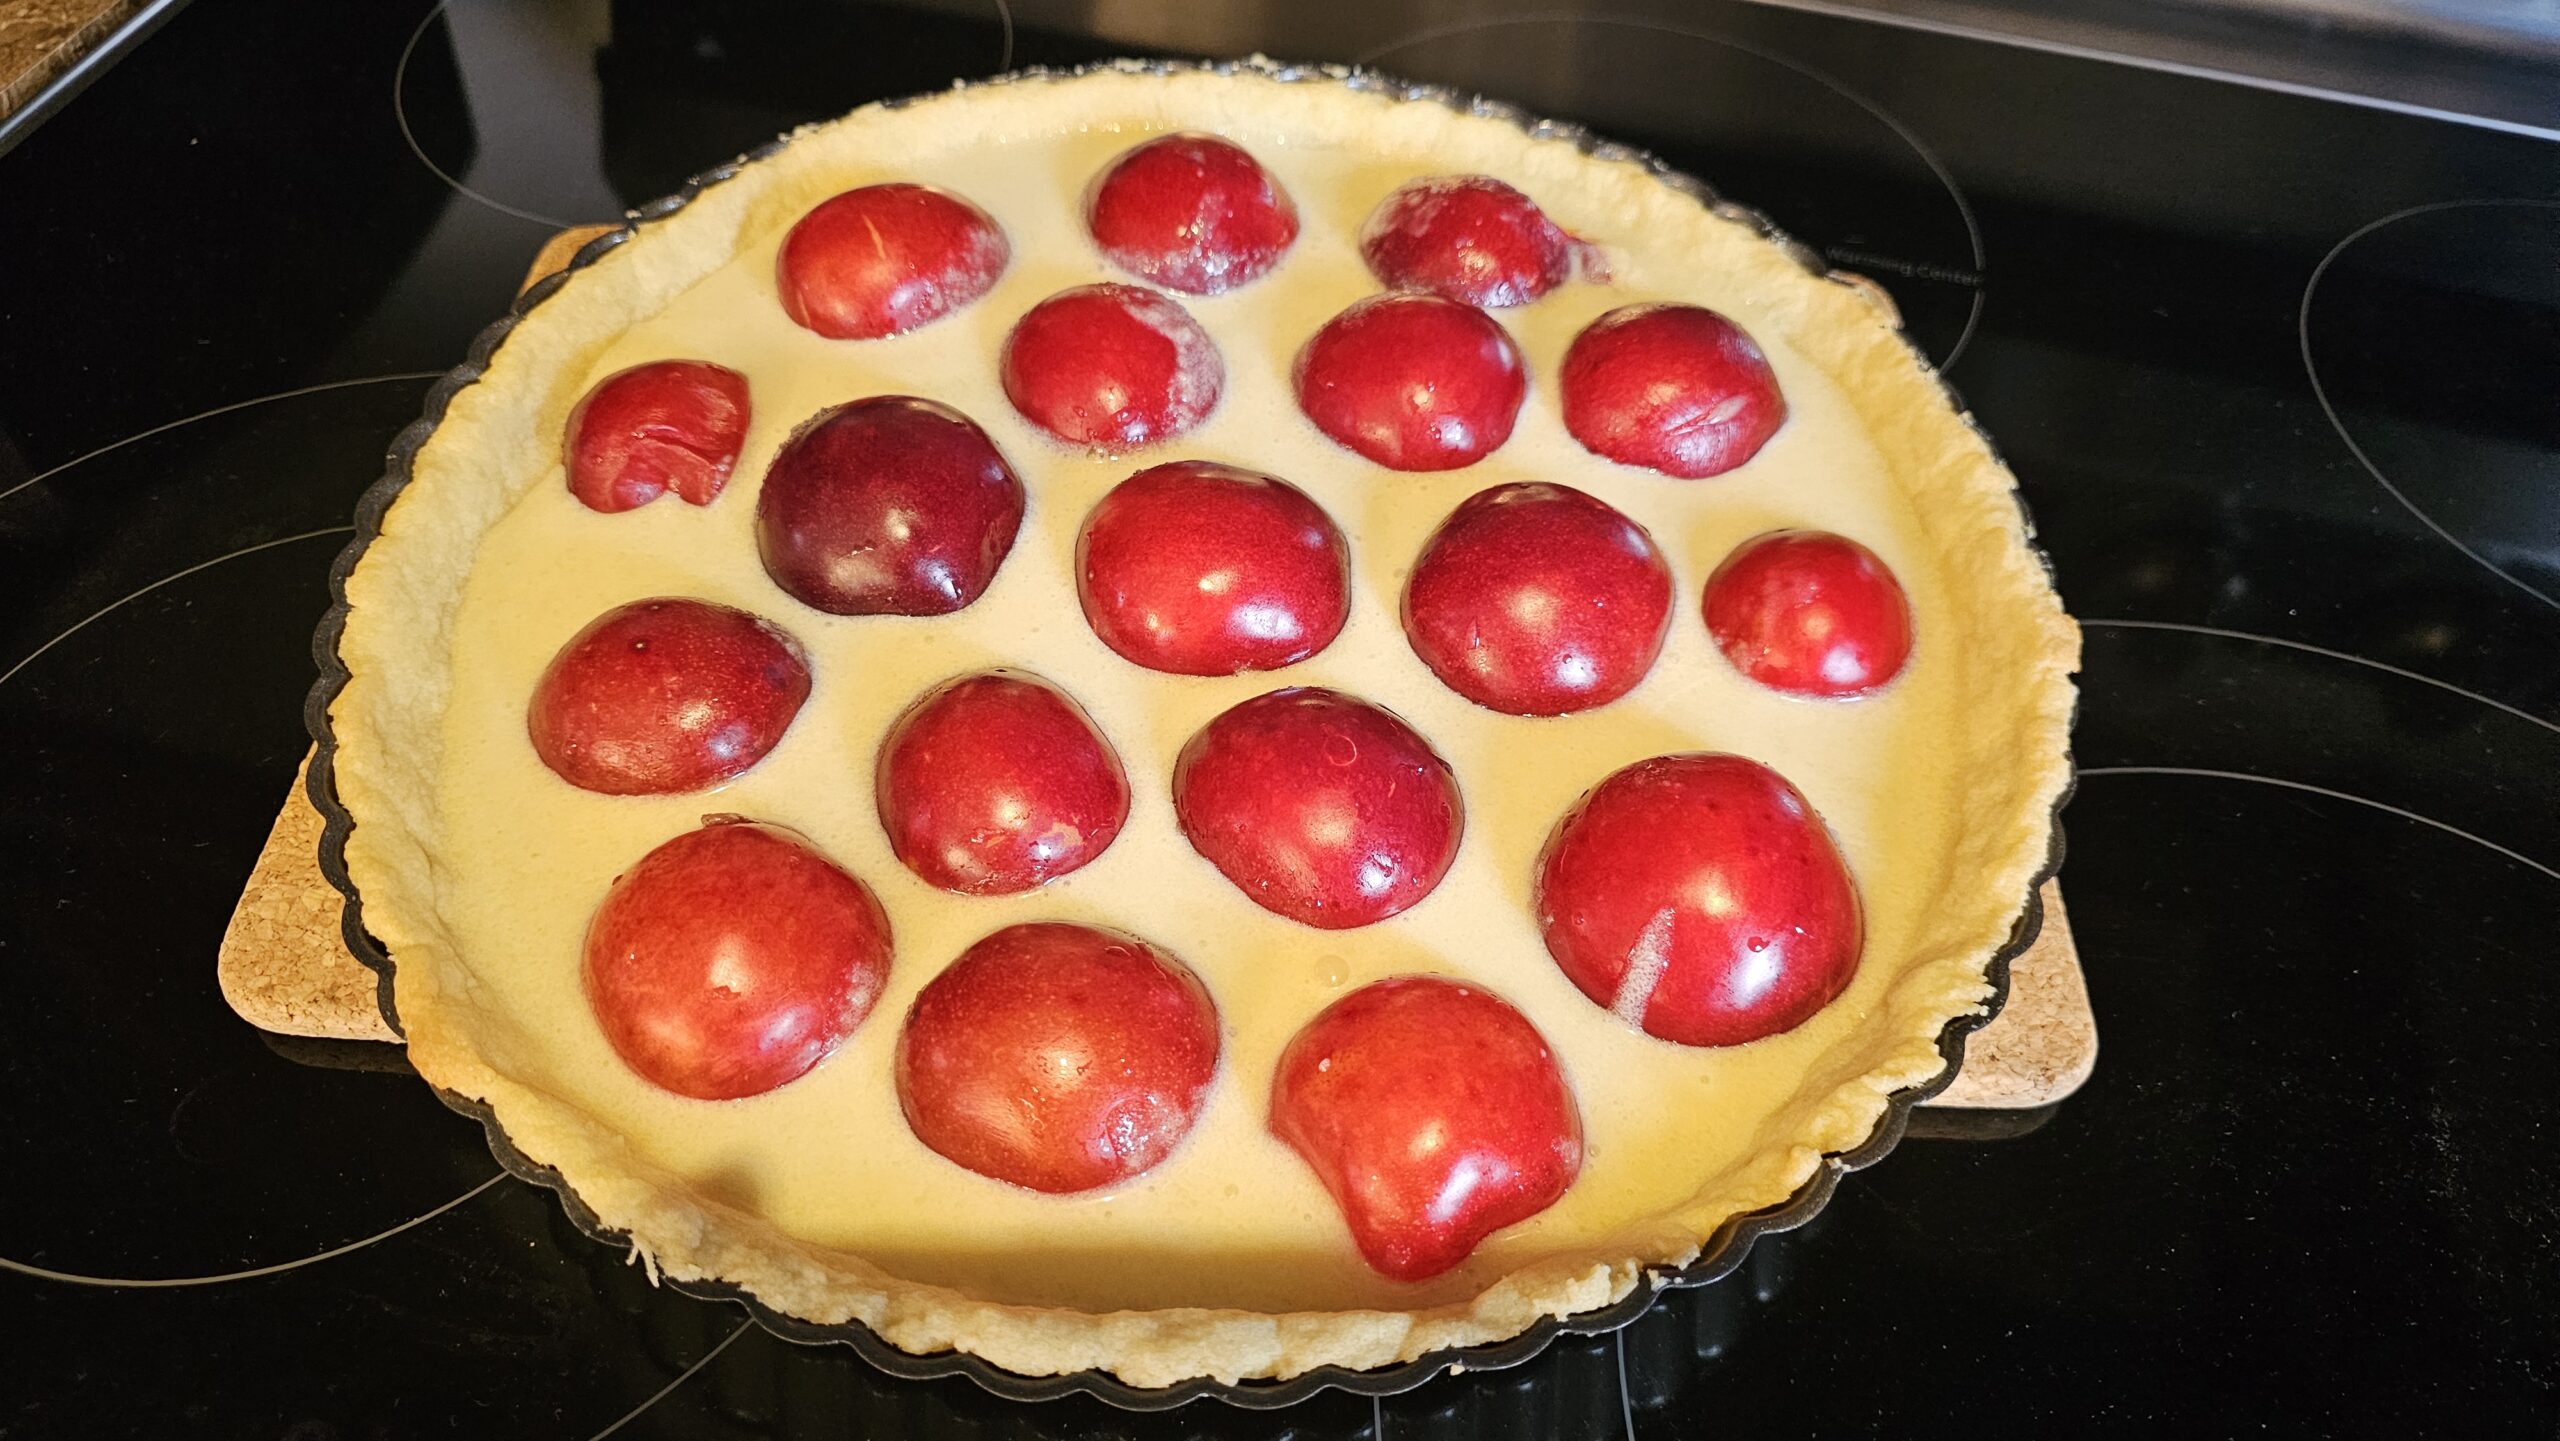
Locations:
0;0;147;135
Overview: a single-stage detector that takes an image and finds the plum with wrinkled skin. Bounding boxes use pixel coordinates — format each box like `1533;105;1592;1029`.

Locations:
1359;175;1574;308
562;360;751;514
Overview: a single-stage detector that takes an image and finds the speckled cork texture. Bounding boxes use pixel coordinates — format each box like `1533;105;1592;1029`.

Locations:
217;753;400;1043
218;223;2095;1107
1932;886;2094;1106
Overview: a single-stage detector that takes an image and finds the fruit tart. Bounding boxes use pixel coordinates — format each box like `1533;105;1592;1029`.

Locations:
315;59;2077;1394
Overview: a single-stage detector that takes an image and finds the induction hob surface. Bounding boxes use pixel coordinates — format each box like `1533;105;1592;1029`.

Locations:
2;2;2556;1437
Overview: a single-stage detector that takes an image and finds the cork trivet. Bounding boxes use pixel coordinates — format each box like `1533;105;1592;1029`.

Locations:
1931;887;2093;1107
217;753;397;1042
517;223;622;293
217;223;2097;1108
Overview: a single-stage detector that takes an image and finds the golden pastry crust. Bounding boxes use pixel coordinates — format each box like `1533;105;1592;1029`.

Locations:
325;60;2078;1389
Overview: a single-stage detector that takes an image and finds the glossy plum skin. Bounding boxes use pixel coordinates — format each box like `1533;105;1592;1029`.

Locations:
755;396;1025;616
1560;303;1788;478
1536;753;1862;1048
896;922;1220;1194
1358;175;1573;308
527;598;811;796
1704;530;1914;697
1173;687;1463;930
583;818;892;1101
775;183;1009;340
1271;975;1582;1280
1085;133;1299;295
874;671;1130;895
1294;293;1526;471
1000;283;1223;449
563;361;752;513
1076;460;1350;676
1402;482;1672;715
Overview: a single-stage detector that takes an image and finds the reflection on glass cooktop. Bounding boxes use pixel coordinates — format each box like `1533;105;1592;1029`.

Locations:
1;0;2556;1436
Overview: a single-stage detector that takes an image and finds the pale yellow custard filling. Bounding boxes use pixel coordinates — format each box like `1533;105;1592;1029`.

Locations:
334;65;2077;1386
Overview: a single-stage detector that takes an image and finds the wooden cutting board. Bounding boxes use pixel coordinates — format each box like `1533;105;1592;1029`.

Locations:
218;224;2096;1110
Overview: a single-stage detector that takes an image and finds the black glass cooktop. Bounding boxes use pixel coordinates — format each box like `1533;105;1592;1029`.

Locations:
3;1;2556;1436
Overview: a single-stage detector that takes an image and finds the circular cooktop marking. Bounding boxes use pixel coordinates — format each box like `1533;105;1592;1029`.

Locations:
1615;1330;1637;1441
2079;768;2559;881
2081;618;2560;736
0;1174;504;1289
1358;15;1986;369
0;373;443;512
2301;198;2560;613
0;531;496;1278
585;1319;753;1441
0;526;347;688
2074;616;2560;920
394;3;578;228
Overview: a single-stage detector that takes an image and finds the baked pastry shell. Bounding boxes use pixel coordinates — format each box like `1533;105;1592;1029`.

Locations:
303;56;2077;1409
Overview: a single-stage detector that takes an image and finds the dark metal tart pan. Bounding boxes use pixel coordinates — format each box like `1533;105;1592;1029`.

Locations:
301;55;2076;1412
